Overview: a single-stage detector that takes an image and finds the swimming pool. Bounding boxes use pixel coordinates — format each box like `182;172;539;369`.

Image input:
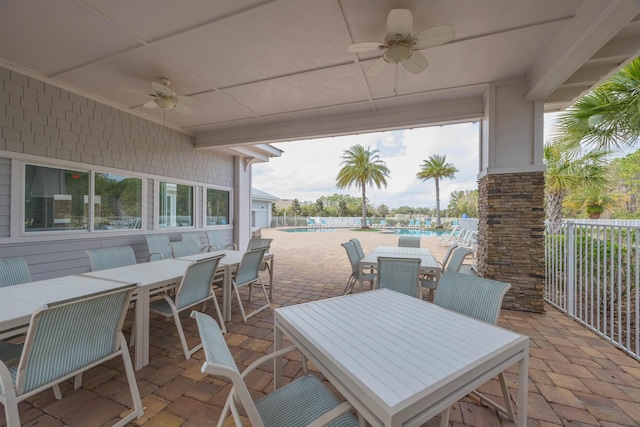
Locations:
280;227;447;236
280;227;340;232
394;228;447;237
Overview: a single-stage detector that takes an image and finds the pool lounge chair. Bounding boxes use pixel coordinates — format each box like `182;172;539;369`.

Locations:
379;219;387;227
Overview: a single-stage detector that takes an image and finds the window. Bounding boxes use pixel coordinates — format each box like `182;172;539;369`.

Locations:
206;188;230;226
94;172;143;230
24;164;89;232
159;182;193;227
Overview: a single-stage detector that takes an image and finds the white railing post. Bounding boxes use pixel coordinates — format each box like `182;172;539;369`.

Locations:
567;221;576;318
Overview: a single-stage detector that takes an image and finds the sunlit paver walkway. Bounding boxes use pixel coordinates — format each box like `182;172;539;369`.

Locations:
2;227;640;426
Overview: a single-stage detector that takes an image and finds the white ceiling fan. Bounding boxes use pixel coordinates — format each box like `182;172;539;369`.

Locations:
142;78;201;114
348;9;455;77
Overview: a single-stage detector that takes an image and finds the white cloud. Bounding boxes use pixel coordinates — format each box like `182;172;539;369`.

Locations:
253;122;480;209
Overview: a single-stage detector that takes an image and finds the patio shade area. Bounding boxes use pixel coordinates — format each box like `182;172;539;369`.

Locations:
2;228;640;426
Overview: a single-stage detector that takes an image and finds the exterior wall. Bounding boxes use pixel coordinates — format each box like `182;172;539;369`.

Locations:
251;199;271;229
477;172;546;312
0;66;235;280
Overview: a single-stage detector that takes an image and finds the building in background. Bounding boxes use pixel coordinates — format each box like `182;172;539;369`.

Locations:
252;188;279;230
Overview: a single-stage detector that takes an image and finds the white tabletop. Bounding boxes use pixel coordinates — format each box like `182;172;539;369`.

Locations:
275;289;529;426
81;258;191;288
0;275;136;333
178;249;273;266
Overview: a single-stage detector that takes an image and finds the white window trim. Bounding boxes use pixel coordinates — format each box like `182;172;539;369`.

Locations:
154;179;197;230
202;185;234;229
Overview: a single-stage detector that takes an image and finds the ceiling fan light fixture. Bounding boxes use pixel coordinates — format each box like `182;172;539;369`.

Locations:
155;98;175;109
384;44;412;63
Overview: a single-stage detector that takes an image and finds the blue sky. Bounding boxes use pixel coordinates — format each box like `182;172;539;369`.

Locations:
253;115;559;209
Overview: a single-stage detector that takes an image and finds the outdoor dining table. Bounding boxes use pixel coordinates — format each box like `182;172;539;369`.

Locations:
0;275;136;340
80;258;194;370
274;289;529;427
80;249;274;370
359;246;441;292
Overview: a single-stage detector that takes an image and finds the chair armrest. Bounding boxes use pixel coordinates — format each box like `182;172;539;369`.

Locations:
239;345;300;379
306;401;355;427
226;243;238;250
201;245;212;252
146;252;163;262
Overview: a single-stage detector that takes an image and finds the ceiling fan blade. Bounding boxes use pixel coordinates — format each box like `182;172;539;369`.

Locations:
402;51;429;74
410;25;455;49
173;103;192;114
143;100;159;109
386;9;413;40
176;95;202;106
365;56;389;77
348;41;387;52
152;81;173;97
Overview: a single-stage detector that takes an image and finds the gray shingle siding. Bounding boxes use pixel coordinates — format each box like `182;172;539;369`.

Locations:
0;66;236;279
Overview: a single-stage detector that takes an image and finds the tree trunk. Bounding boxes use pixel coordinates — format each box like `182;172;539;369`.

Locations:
547;190;565;223
435;178;442;228
361;183;367;228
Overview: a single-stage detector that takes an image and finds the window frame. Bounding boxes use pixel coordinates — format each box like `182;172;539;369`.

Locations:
203;185;234;228
155;179;196;229
19;160;148;237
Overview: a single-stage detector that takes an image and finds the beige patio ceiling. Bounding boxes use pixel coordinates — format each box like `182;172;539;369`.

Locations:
2;0;640;150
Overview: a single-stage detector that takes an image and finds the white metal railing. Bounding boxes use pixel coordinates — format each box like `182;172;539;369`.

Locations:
545;220;640;361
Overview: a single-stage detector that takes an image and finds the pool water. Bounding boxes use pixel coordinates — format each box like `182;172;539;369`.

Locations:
394;228;447;237
281;227;339;232
280;227;447;236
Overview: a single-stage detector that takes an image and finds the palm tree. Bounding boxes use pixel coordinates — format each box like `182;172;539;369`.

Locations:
336;145;390;228
416;154;458;228
565;186;621;219
557;57;640;150
544;139;610;223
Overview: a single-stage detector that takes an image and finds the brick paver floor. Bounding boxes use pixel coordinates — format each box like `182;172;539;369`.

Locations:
2;227;640;426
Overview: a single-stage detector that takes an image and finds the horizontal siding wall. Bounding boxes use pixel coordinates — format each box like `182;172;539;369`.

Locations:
0;66;236;280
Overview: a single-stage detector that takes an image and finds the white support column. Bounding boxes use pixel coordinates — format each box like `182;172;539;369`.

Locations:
480;79;545;178
234;156;252;251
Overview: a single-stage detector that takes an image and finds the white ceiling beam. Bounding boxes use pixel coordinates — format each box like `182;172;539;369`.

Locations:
195;95;484;148
526;0;640;102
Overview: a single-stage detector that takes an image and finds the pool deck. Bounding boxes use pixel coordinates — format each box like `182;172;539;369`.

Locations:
3;227;640;426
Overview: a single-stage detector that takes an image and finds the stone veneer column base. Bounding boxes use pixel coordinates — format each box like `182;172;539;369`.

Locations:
477;172;545;313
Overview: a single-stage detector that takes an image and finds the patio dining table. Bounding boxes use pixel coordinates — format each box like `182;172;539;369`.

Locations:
274;289;529;427
80;249;274;370
0;275;136;340
359;246;440;292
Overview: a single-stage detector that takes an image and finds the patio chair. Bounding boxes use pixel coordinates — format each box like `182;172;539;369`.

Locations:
376;257;421;298
398;235;420;248
0;256;33;359
0;284;144;427
150;254;226;359
438;225;461;246
247;237;274;279
169;240;202;258
379;219;387;227
0;256;31;287
205;230;237;251
86;246;137;271
408;219;415;228
231;247;270;322
349;238;365;259
444;246;473;273
434;271;515;424
144;234;173;261
191;311;359;427
180;232;210;252
340;241;374;295
419;243;459;298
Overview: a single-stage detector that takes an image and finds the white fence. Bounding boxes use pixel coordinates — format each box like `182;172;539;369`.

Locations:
545;220;640;360
271;216;468;228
